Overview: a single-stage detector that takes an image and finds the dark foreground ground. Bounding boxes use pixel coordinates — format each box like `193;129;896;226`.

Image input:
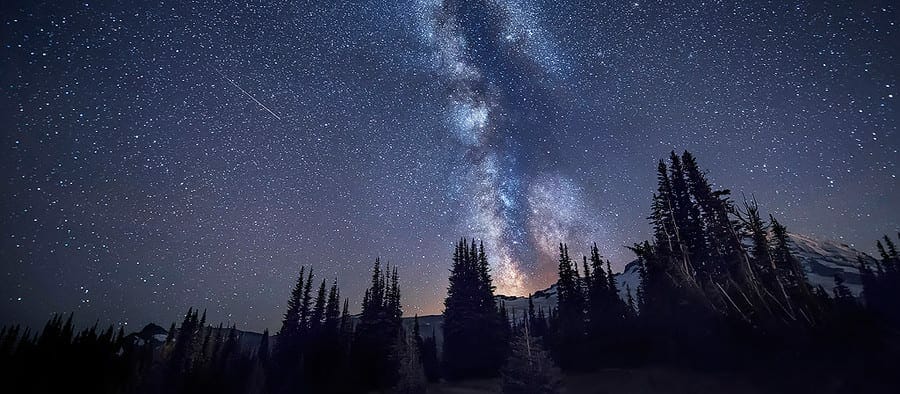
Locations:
427;365;898;394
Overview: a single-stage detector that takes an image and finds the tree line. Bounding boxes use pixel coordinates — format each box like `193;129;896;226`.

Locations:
524;151;899;391
1;151;898;393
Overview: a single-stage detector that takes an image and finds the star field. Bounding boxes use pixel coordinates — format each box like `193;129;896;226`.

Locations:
1;0;896;332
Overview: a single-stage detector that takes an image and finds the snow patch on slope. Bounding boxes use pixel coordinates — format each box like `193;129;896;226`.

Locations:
496;233;873;313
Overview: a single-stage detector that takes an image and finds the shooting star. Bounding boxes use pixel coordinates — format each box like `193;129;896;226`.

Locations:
214;68;282;120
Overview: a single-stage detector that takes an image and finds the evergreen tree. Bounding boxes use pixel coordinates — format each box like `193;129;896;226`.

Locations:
353;259;404;390
527;295;536;333
421;327;441;382
166;322;176;344
271;266;317;392
339;298;353;345
299;268;315;330
498;301;511;349
552;243;587;369
274;266;305;365
412;315;423;352
744;199;773;282
605;261;617;301
669;151;705;269
390;336;427;394
324;280;341;334
257;329;269;364
443;239;505;379
581;256;592;293
304;279;345;392
876;240;889;262
169;308;199;375
625;285;637;317
501;333;562;394
651;160;677;255
859;235;900;327
889;235;900;259
310;279;328;332
738;198;795;321
388;266;403;322
832;274;855;306
770;218;805;290
878;236;899;275
769;216;818;323
586;244;608;331
681;151;741;282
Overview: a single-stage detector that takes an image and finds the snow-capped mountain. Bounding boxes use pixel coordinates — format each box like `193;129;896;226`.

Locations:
123;323;170;347
496;233;874;316
787;233;871;295
124;322;268;352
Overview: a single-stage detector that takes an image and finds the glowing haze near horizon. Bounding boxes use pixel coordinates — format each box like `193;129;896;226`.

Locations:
1;0;897;332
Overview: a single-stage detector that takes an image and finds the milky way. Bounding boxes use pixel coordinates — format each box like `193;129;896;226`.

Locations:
414;0;602;294
0;0;896;331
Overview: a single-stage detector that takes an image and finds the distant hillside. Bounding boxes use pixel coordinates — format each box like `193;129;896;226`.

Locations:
124;322;267;353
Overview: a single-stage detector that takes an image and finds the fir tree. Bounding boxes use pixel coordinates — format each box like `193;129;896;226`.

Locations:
310;279;328;332
299;268;315;329
501;333;562;394
738;198;796;321
275;266;305;365
770;216;817;323
257;329;269;364
412;315;423;352
859;235;900;328
651;160;677;255
324;280;341;334
353;259;404;390
281;267;304;330
681;150;740;282
884;235;899;260
527;295;536;332
391;335;427;394
421;327;441;382
669;151;705;269
581;256;592;292
552;243;587;369
166;322;176;344
340;298;353;343
443;239;505;379
625;285;637;317
832;274;855;307
170;307;199;375
605;261;617;301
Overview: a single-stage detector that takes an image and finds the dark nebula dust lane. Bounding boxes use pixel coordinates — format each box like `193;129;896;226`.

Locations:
0;0;896;331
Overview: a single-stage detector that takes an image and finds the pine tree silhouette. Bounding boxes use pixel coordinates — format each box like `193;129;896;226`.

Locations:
443;239;505;379
353;259;404;390
501;331;562;394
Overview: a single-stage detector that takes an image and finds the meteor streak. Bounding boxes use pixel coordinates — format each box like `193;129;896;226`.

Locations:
214;68;282;120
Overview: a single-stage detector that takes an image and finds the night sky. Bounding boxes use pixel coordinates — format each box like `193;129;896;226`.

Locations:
1;0;896;332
